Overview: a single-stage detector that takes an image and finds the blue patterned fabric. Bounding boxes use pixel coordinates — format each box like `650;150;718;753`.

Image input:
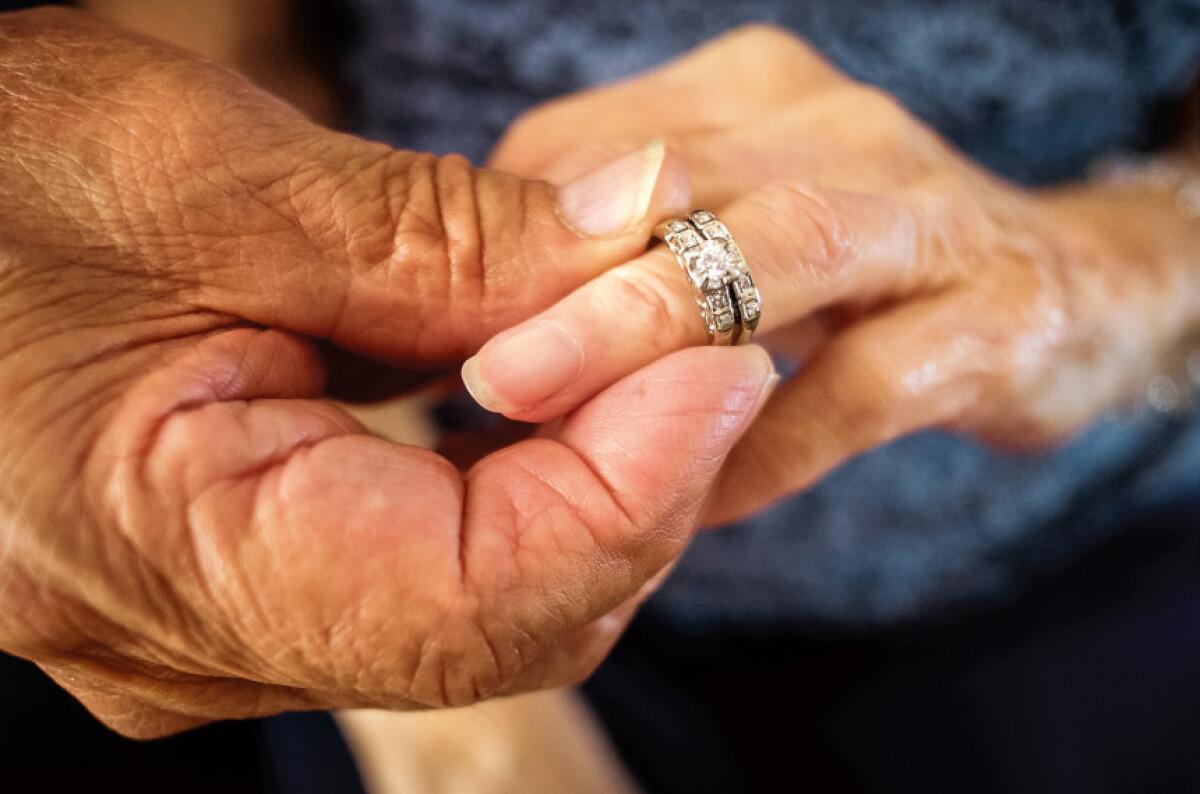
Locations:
341;0;1200;629
344;0;1200;183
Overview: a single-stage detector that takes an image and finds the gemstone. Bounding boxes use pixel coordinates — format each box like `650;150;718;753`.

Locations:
686;239;737;288
667;228;702;253
691;210;715;225
702;222;731;240
742;299;761;320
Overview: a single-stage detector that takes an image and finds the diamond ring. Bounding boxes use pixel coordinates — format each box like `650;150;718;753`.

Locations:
654;210;761;345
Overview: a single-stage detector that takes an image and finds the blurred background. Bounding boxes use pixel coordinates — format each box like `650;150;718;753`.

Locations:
2;1;1199;792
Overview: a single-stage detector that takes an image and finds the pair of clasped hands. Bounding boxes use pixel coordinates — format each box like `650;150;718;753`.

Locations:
0;9;1191;736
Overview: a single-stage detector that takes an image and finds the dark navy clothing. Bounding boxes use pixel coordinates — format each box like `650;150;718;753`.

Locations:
344;0;1200;184
0;3;1198;793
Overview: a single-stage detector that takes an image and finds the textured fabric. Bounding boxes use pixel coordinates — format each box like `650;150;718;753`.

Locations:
341;0;1200;629
344;0;1200;182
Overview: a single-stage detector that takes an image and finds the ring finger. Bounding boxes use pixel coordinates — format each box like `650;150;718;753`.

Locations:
462;182;941;422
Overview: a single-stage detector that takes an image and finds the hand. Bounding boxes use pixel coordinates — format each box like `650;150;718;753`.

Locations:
475;25;1200;524
0;8;775;737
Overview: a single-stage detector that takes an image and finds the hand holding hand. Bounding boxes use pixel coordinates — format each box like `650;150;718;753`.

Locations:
0;8;774;737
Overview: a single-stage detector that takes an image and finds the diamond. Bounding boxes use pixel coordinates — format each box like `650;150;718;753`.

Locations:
701;222;731;240
667;228;702;254
691;210;715;225
707;291;729;311
668;220;691;233
686;239;737;289
741;299;761;320
714;310;735;332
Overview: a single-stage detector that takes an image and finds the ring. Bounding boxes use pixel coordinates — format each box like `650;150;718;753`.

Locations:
653;210;762;345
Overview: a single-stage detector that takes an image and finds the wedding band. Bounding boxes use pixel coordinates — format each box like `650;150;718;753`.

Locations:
653;210;762;345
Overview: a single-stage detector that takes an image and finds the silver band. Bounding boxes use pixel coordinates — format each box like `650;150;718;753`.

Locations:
654;210;762;345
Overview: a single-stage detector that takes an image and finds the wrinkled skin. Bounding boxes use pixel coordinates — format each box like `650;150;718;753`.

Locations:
482;25;1200;523
0;9;776;737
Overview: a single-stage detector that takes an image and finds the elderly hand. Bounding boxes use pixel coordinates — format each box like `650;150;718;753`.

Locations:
477;25;1200;524
0;8;777;737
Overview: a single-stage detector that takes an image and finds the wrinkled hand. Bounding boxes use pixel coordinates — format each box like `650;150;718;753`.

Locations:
0;9;775;737
478;25;1198;523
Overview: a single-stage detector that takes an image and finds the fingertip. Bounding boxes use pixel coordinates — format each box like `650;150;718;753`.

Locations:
688;344;779;435
555;140;693;238
461;354;514;415
651;142;694;222
462;319;584;419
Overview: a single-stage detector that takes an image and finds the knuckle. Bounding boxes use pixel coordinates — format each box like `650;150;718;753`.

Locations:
384;151;543;317
605;261;706;346
306;147;501;339
749;182;852;280
846;84;912;122
393;151;465;272
840;84;932;143
499;102;557;149
724;23;808;59
843;85;939;151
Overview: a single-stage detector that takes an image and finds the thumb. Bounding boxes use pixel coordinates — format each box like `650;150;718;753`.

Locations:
77;329;774;733
0;9;690;367
194;132;691;365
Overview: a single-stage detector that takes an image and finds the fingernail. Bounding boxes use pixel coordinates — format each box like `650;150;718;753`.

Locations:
556;140;686;236
703;357;780;460
724;367;779;436
461;320;583;414
751;373;782;421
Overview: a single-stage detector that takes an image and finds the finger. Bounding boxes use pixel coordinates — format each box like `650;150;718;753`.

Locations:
706;295;988;524
463;181;932;421
490;24;844;176
452;344;776;699
105;328;774;713
1;12;692;368
190;135;690;365
510;90;930;209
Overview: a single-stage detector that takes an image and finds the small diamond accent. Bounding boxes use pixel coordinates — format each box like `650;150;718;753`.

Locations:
707;291;730;311
668;220;691;233
667;228;702;253
691;210;715;225
714;310;735;332
701;222;731;240
742;299;761;320
686;239;738;289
